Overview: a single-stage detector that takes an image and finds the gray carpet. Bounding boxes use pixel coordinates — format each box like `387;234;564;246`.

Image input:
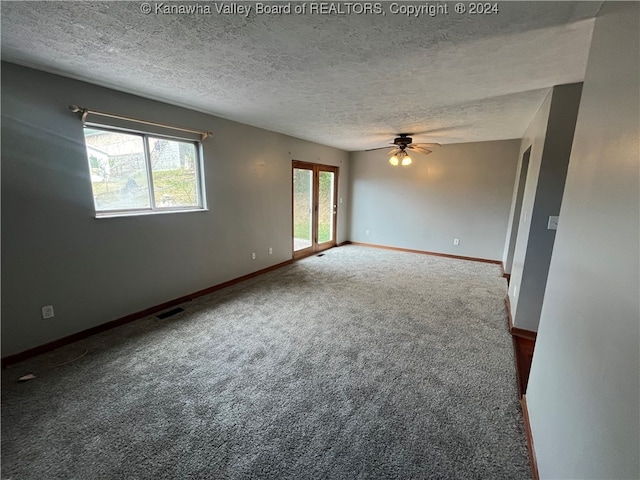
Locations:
2;245;531;479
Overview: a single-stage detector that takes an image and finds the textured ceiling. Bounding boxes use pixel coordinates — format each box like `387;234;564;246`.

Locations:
1;1;601;151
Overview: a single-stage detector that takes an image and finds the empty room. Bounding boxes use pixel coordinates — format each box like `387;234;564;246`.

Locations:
1;1;638;479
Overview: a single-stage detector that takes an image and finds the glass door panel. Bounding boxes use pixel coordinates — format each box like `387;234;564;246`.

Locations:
317;171;335;245
293;167;313;252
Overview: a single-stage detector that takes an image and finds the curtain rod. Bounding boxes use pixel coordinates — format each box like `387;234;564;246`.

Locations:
69;105;212;141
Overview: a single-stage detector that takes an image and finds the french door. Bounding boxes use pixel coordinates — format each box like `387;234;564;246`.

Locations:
292;161;338;258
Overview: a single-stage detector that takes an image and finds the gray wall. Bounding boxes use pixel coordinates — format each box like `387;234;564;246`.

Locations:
349;140;520;261
507;83;582;331
527;2;639;478
1;62;350;356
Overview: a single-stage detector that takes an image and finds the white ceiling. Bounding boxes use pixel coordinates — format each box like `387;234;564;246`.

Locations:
1;1;601;151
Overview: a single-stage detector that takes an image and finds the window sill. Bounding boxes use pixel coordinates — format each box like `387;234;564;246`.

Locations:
94;208;209;219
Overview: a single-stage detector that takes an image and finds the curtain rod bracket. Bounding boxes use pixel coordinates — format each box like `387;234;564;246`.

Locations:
68;104;89;124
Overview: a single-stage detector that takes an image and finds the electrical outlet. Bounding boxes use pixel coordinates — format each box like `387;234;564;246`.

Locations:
251;252;256;260
268;247;273;255
548;216;559;230
453;238;460;246
41;305;55;319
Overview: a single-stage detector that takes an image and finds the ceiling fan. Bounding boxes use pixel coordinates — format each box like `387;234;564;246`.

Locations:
367;133;441;166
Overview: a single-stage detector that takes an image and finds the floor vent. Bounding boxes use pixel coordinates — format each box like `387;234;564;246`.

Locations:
156;307;185;319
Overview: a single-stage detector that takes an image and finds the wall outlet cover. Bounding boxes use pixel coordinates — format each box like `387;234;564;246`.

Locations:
41;305;55;319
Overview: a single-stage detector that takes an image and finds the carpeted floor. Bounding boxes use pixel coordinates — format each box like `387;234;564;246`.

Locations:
1;245;531;479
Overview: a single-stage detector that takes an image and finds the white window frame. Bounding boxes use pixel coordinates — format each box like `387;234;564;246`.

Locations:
83;123;207;218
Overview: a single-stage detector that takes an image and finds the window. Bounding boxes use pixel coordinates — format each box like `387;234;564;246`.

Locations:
83;126;205;216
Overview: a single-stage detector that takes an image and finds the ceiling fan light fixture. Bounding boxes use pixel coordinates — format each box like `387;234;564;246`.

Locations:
374;133;441;167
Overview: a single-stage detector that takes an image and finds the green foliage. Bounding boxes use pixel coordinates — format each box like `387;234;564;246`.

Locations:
153;169;197;205
294;221;310;240
91;169;197;209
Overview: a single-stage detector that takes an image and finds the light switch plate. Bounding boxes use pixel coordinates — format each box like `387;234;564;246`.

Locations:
548;216;559;230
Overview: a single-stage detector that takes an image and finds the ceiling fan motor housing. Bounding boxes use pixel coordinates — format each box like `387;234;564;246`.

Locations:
393;135;412;146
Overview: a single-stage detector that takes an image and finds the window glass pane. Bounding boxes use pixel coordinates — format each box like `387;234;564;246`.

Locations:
148;137;199;208
84;128;151;211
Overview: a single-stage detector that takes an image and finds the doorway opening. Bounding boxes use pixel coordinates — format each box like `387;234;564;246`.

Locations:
505;146;531;273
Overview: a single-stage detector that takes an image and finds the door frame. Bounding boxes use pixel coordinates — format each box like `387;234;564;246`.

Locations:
292;160;339;259
504;146;531;274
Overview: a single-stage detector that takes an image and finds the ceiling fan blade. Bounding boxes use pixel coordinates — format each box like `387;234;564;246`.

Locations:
365;143;404;152
412;143;441;148
388;148;401;155
365;146;392;152
408;146;433;155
